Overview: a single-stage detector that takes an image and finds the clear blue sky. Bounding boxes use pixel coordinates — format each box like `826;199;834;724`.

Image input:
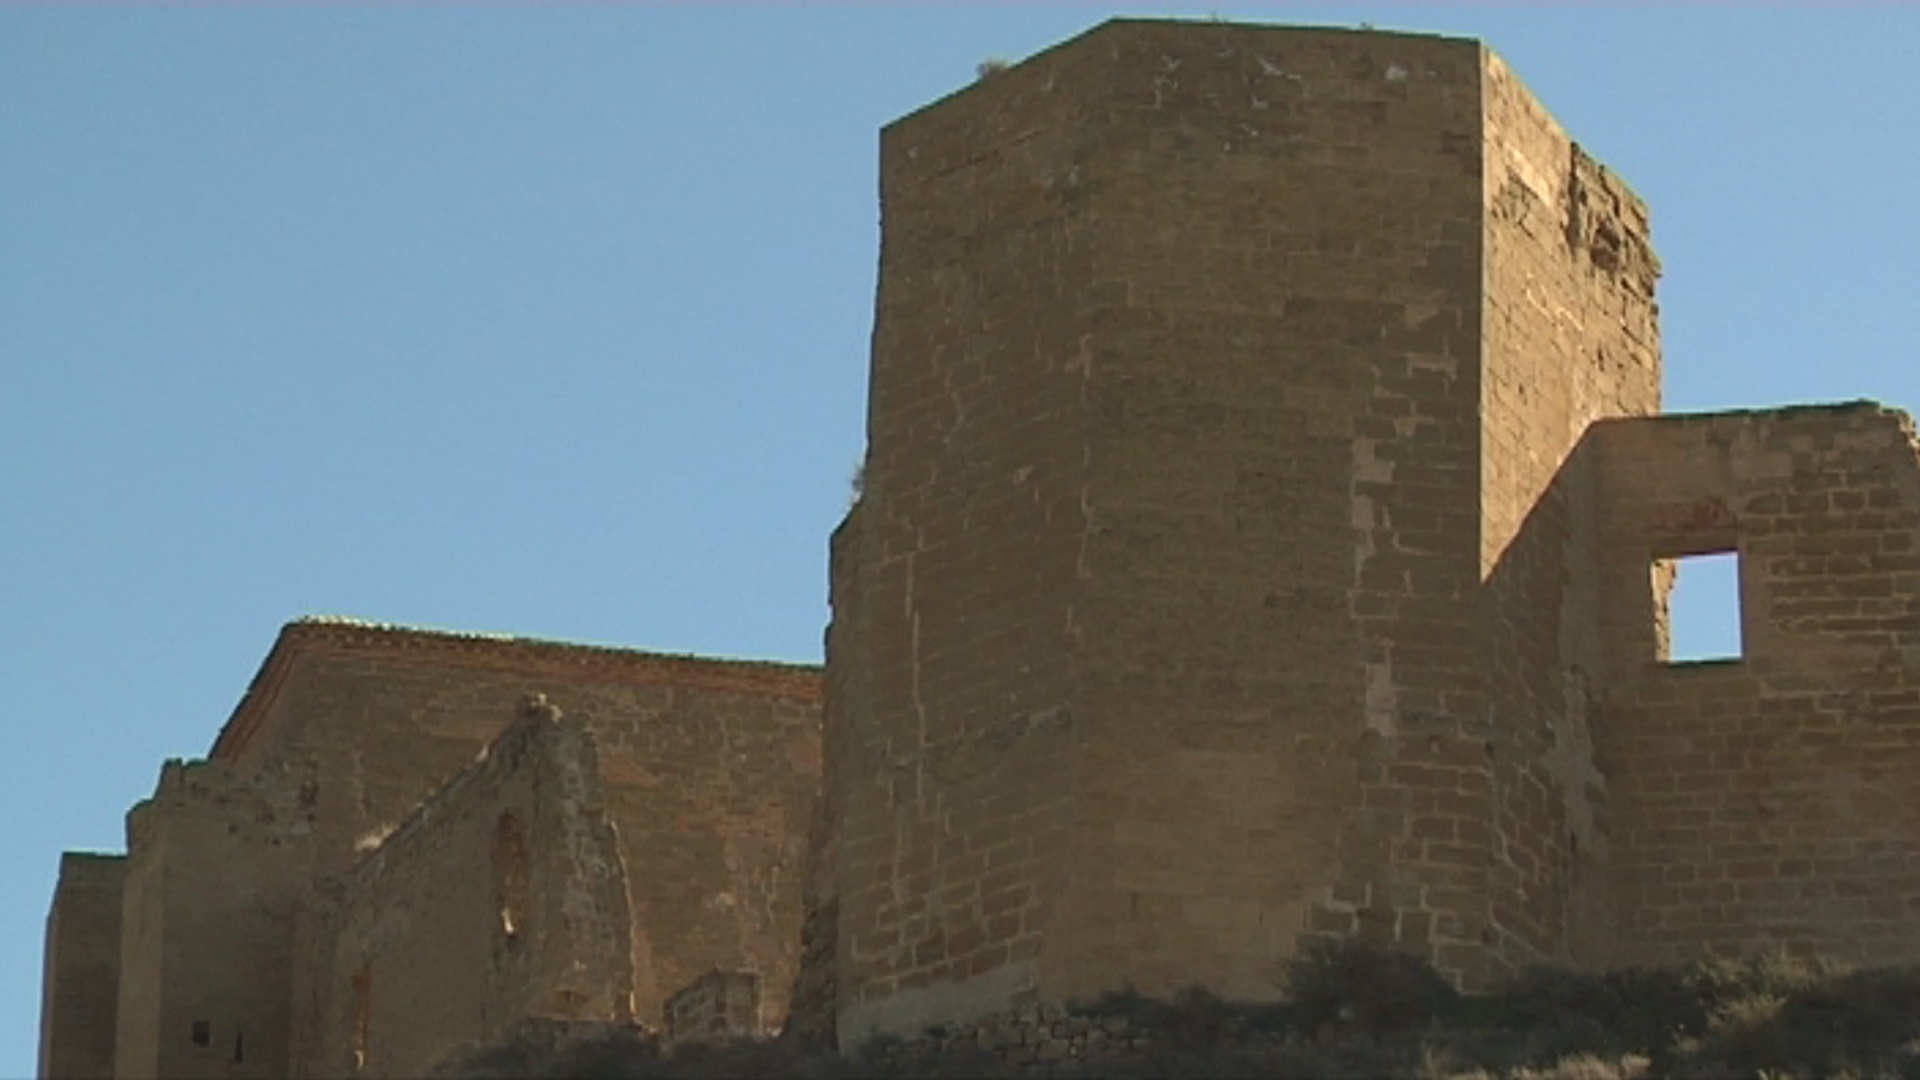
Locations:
4;4;1916;1072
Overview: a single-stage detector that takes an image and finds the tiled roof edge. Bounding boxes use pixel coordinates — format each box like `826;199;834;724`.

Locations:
210;617;823;761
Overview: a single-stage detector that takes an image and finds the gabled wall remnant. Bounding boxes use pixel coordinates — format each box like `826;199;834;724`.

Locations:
40;625;819;1079
211;618;821;1032
291;697;636;1079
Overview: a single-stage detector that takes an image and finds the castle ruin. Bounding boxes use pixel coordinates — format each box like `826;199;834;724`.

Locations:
39;19;1920;1078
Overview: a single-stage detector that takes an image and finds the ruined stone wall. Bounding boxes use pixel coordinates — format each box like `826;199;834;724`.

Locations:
1592;405;1920;968
215;622;820;1031
113;760;314;1079
291;703;634;1079
39;853;125;1080
1476;53;1662;974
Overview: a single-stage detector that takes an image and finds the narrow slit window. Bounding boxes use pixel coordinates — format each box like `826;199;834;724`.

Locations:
351;966;371;1072
1656;550;1742;662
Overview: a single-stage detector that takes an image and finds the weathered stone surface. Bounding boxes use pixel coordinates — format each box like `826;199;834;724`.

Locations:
218;619;821;1040
808;15;1920;1049
36;17;1920;1079
664;969;762;1049
289;701;637;1077
38;854;125;1080
1593;405;1920;969
43;623;819;1080
113;758;315;1079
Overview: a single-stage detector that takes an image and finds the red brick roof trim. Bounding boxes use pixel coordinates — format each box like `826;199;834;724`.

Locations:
210;616;823;761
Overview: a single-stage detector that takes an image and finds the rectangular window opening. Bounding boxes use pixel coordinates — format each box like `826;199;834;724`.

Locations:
1655;550;1743;663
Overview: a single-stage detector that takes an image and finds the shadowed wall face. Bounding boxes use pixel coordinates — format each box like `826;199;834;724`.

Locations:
39;854;125;1080
113;761;314;1080
582;676;819;1033
1476;51;1661;976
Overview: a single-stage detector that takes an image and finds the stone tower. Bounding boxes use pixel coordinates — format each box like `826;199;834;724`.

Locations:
815;18;1662;1043
39;17;1920;1076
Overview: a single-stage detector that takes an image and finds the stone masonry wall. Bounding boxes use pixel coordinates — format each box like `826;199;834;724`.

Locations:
43;19;1920;1077
579;665;819;1034
663;970;762;1049
826;26;1100;1045
784;512;865;1046
214;621;821;1032
113;759;315;1080
291;699;635;1079
823;18;1639;1046
1593;404;1920;968
1476;50;1662;975
1068;22;1493;997
38;853;125;1080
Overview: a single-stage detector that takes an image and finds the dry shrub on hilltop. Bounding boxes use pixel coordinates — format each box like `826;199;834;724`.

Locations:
433;944;1920;1079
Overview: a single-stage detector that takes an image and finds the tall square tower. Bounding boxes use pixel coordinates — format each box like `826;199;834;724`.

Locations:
818;18;1660;1043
